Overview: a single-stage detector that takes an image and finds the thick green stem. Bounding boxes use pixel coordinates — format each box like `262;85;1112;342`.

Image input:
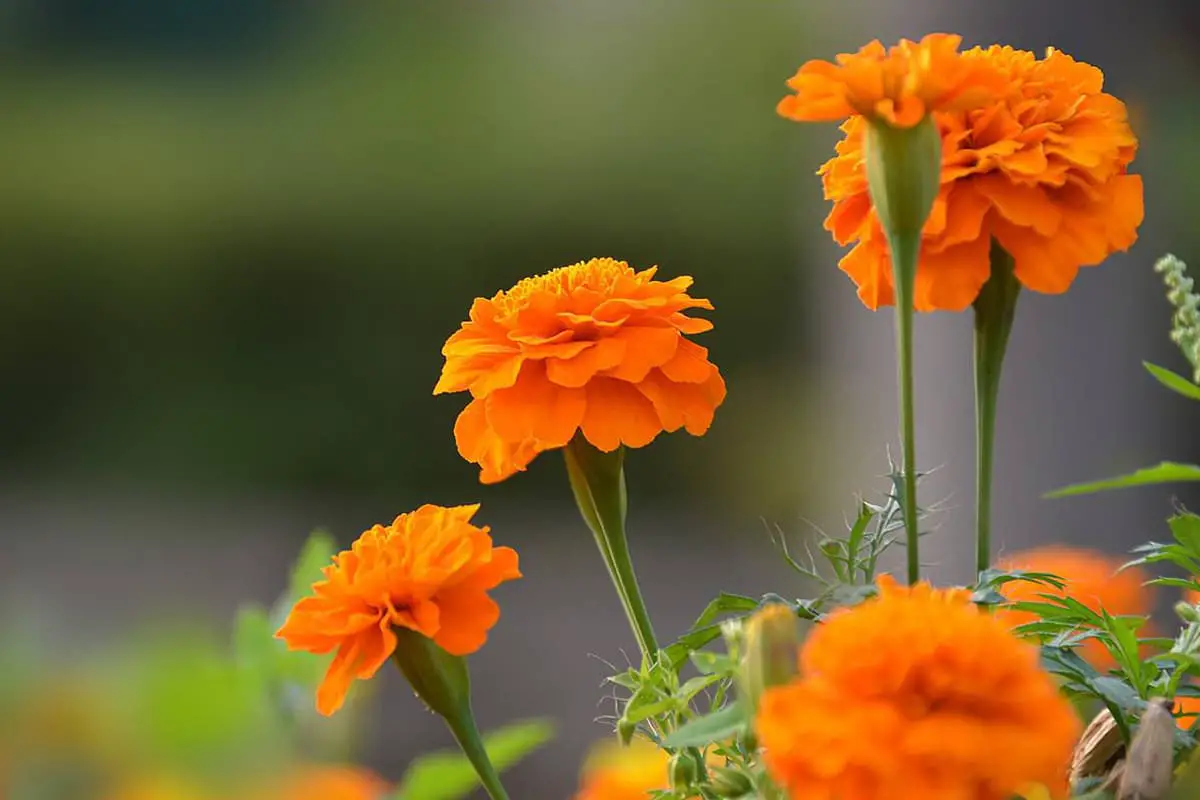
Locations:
972;241;1020;575
563;437;659;661
442;709;511;800
890;232;922;585
390;629;510;800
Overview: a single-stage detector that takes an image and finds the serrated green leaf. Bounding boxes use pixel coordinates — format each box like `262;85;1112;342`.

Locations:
1046;462;1200;498
395;719;554;800
661;702;747;749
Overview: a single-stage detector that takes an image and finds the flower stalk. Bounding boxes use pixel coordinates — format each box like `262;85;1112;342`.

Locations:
391;627;511;800
864;116;941;584
563;436;659;661
972;241;1020;575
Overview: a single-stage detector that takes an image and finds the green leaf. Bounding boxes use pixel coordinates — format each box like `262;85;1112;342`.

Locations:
661;702;747;749
1045;462;1200;498
232;606;275;675
665;593;760;671
1145;362;1200;401
286;530;338;604
396;719;554;800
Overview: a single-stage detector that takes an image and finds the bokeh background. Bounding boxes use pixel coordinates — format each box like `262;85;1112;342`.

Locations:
2;1;1199;797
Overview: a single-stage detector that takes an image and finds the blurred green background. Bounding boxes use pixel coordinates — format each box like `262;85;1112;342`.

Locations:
2;1;1200;797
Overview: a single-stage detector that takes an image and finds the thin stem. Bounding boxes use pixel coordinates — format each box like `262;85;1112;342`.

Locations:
972;242;1020;575
443;710;511;800
563;439;659;661
890;233;921;585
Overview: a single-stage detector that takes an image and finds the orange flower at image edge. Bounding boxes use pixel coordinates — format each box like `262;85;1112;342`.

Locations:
276;504;520;716
756;575;1080;800
434;257;726;484
781;37;1144;311
996;547;1152;670
777;33;1005;127
574;740;669;800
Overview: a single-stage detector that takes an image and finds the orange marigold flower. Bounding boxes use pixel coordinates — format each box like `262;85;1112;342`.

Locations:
276;504;520;716
573;740;669;800
252;765;390;800
756;575;1080;800
996;546;1152;671
813;43;1142;311
777;33;1003;128
434;258;726;484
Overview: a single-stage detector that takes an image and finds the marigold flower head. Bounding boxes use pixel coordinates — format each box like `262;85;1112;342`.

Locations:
435;258;726;484
778;34;1003;128
573;739;669;800
996;546;1152;670
808;42;1142;311
276;504;520;716
756;575;1080;800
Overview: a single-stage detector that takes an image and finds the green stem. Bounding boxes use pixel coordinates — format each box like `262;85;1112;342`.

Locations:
390;629;511;800
563;437;659;661
972;241;1020;576
442;710;511;800
891;233;921;585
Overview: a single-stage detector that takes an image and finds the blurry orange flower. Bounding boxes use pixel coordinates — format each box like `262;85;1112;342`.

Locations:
435;258;726;483
777;34;1003;128
794;42;1142;311
996;547;1151;670
574;739;669;800
276;504;520;716
253;765;389;800
756;575;1080;800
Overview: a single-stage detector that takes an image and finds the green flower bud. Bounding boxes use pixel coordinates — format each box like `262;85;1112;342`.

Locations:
737;603;800;716
617;717;637;746
669;751;697;790
708;766;754;798
1177;601;1200;624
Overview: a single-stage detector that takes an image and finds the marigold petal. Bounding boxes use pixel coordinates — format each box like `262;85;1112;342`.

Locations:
580;377;663;451
453;398;542;483
603;326;680;382
658;337;717;384
432;590;500;656
546;337;627;388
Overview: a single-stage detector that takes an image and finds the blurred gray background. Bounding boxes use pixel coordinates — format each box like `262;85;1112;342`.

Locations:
1;0;1199;796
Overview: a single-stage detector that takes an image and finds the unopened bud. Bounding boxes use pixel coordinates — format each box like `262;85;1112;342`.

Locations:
708;766;754;797
616;718;637;746
737;603;800;715
1177;601;1200;624
668;752;695;789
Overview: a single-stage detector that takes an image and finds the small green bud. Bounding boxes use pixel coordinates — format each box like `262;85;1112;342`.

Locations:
708;766;754;798
737;603;800;716
617;717;637;746
1177;601;1200;624
669;752;697;789
737;727;758;754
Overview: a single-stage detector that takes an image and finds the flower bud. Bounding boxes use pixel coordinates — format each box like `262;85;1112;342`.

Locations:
616;717;637;746
669;751;697;790
708;766;754;797
737;603;800;716
1177;601;1200;624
